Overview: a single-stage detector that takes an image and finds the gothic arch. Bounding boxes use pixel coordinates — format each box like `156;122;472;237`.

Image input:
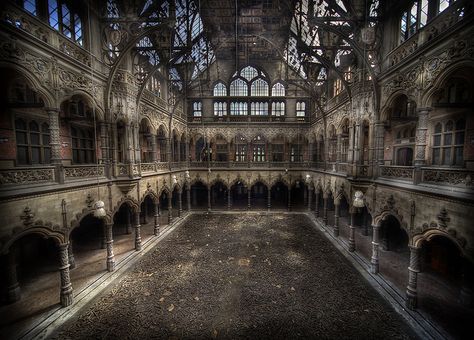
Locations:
0;61;55;107
111;196;140;220
373;210;408;232
422;60;474;108
140;189;159;205
69;207;111;235
0;224;66;255
412;229;471;262
59;89;105;121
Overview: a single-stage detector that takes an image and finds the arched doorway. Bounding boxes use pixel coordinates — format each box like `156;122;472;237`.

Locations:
140;195;156;239
250;181;268;209
112;203;135;257
418;236;474;339
290;180;307;210
378;215;410;292
271;181;288;210
159;191;170;224
172;187;181;217
190;181;207;210
231;181;247;209
0;234;61;337
211;181;228;209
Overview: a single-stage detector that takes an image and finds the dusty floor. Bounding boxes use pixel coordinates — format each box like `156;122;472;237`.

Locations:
52;213;416;340
0;213;171;340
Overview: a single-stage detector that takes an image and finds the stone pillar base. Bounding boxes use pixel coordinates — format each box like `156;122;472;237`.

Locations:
60;288;73;307
107;259;116;272
370;260;379;274
7;285;21;303
405;293;417;310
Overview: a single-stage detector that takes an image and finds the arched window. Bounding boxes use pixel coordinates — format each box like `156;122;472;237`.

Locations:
234;136;247;162
271;82;285;96
400;0;428;43
240;66;258;81
48;0;83;45
272;102;285;116
230;78;248;96
15;118;51;165
23;0;37;15
432;119;465;166
250;78;269;96
230;102;247;115
296;101;306;116
71;126;95;164
214;102;227;116
252;135;266;162
213;82;227;96
193;102;202;117
146;75;161;96
250;102;268;115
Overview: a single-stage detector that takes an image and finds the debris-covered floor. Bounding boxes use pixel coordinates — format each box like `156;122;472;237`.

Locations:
52;213;417;339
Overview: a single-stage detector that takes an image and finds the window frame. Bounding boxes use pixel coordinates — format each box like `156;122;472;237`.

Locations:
14;117;51;166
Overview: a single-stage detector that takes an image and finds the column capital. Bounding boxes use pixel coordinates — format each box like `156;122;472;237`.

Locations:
44;107;60;113
417;107;432;115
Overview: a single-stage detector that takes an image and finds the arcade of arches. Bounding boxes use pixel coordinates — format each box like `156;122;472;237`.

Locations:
0;0;473;339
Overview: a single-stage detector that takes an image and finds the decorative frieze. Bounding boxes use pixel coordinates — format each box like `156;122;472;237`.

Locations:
0;168;55;185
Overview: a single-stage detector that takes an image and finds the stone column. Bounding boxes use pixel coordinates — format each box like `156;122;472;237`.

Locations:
134;212;142;251
5;250;21;303
349;210;356;252
105;223;115;272
192;187;197;207
315;191;320;217
100;122;109;164
287;187;291;211
227;187;232;210
353;122;361;165
322;195;328;225
168;194;173;224
178;191;182;216
150;133;157;162
307;186;313;212
414;108;431;166
267;187;271;211
406;245;421;309
58;243;73;307
459;258;474;307
247;187;251;210
348;124;354;163
370;224;380;274
374;122;385;166
125;208;132;234
101;223;107;249
186;184;191;211
142;201;148;224
68;241;76;269
134;124;141;164
336;134;342;166
46;108;61;164
207;185;211;212
333;202;340;237
154;202;160;236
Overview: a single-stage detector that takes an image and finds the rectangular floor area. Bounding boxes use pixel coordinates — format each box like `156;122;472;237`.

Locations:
52;213;417;339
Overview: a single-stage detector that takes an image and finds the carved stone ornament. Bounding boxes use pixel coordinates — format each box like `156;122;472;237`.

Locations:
20;206;35;226
437;208;450;229
86;193;94;208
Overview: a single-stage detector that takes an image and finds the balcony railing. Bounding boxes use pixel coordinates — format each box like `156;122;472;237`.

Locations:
64;164;105;180
379;165;414;181
421;167;474;188
0;166;55;186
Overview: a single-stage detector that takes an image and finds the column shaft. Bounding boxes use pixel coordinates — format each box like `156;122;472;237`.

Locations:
58;243;73;307
370;224;380;274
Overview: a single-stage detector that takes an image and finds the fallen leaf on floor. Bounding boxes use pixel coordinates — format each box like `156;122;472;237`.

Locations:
168;304;175;312
194;296;200;301
276;284;281;289
291;287;295;291
159;297;165;303
212;329;218;338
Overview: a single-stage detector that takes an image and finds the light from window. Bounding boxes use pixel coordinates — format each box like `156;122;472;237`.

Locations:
240;66;258;81
214;102;227;116
250;102;268;115
272;82;285;96
24;0;37;15
230;102;248;115
48;0;83;45
230;78;248;96
272;102;285;116
193;101;202;117
296;101;306;116
334;78;343;96
250;78;269;96
213;82;227;96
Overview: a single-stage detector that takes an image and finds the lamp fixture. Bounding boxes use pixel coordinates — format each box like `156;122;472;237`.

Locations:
353;191;365;208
